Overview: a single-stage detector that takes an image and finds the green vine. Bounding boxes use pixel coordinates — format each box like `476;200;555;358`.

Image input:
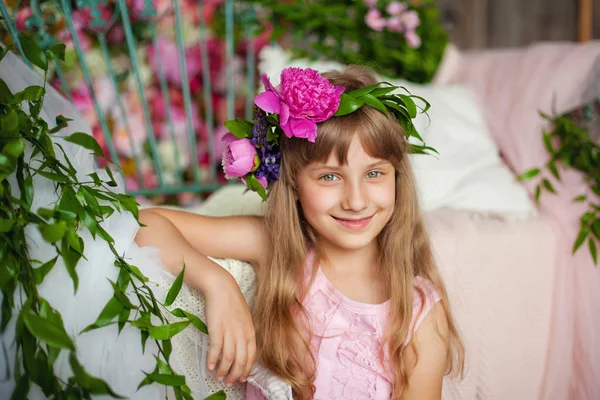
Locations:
0;38;221;399
519;110;600;265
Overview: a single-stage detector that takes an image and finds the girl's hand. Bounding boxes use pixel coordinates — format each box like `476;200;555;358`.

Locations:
202;267;256;386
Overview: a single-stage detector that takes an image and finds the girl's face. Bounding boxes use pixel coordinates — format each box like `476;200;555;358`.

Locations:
296;135;396;255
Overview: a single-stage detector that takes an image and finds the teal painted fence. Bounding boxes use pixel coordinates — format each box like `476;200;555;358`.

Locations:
0;0;260;203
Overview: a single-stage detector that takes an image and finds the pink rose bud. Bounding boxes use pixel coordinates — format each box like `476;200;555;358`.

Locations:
400;10;420;31
386;2;407;16
221;138;260;179
387;16;404;32
242;175;268;191
365;9;386;32
405;30;422;48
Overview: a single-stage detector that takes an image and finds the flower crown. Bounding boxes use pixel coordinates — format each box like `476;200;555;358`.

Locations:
221;67;433;200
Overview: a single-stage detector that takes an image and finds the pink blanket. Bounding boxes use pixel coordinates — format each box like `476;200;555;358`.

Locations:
444;41;600;399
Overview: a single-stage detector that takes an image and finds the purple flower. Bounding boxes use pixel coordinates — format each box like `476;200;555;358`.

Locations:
365;9;387;31
221;137;260;179
254;68;345;143
251;109;280;186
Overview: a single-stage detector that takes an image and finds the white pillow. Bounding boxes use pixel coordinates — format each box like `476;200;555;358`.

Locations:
253;45;536;219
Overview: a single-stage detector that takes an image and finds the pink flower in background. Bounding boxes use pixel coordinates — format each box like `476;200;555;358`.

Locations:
128;0;172;21
221;137;259;179
73;3;115;33
365;9;386;31
386;2;407;16
405;30;421;48
106;24;125;44
254;68;345;142
15;8;32;31
363;0;377;8
399;10;420;31
387;16;403;32
113;113;147;158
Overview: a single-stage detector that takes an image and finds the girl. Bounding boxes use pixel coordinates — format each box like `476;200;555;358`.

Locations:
136;65;464;399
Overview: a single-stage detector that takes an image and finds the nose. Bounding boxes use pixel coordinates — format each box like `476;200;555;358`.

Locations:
341;179;369;212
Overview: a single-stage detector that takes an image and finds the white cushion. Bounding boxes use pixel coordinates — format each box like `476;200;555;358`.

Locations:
253;45;536;220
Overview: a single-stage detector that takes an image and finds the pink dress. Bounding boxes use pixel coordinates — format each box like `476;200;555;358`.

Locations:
247;256;441;400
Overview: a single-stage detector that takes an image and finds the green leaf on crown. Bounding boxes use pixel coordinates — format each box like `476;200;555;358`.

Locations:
245;173;267;201
335;93;365;116
225;118;254;139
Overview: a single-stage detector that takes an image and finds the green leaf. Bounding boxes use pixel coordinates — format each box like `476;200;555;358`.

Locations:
399;94;417;118
335;93;365;116
49;115;72;134
368;87;396;97
11;374;31;400
592;220;600;241
148;321;191;340
18;33;48;71
361;94;387;114
0;110;19;133
47;43;66;61
588;237;598;265
117;307;130;333
170;308;208;334
542;178;557;194
62;132;105;157
534;185;542;202
224;119;254;139
244;173;267;201
104;165;118;187
108;279;134;309
164;264;185;307
204;391;227;400
0;79;14;103
33;256;58;285
348;83;381;97
82;296;123;333
69;353;125;397
0;218;14;233
0;44;12;63
13;86;45;103
41;221;68;243
145;373;186;386
2;138;25;160
22;312;75;350
573;195;587;203
573;227;589;253
163;339;172;360
543;133;554;154
37;170;70;183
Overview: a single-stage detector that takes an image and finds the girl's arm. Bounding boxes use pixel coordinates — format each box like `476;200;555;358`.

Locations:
135;208;267;386
401;303;450;400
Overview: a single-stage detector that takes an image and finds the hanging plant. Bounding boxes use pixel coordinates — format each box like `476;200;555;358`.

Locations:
519;107;600;265
0;37;221;399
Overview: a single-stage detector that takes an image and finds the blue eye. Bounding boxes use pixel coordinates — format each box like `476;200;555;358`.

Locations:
366;171;382;179
320;174;339;182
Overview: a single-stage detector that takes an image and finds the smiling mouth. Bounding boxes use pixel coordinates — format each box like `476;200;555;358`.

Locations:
333;215;374;230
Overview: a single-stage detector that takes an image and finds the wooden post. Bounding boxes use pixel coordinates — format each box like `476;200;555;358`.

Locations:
578;0;592;42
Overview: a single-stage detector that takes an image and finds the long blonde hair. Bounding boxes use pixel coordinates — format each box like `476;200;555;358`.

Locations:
253;65;464;399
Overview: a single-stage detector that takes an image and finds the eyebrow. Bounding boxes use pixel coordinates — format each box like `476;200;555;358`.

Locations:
308;160;391;171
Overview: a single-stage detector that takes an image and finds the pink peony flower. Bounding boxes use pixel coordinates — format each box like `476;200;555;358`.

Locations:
386;2;407;16
254;68;345;143
365;9;386;31
400;10;420;31
405;30;422;48
221;138;259;179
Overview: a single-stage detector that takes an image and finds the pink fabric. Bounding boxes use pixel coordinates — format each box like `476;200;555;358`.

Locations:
246;255;441;400
452;41;600;400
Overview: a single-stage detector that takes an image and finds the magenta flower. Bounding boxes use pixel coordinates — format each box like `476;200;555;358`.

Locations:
365;9;386;31
221;137;260;179
254;68;345;143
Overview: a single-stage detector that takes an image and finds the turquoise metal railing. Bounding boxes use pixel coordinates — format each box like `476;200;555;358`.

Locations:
0;0;259;202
